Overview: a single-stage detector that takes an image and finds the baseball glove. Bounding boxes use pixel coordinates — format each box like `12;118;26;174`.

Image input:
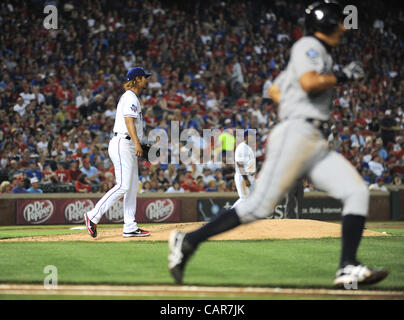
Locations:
140;144;151;162
140;144;160;162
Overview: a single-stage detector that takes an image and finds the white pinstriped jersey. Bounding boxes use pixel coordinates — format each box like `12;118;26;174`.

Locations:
113;90;144;140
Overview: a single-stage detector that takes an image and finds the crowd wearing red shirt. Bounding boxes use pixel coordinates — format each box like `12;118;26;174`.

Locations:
0;0;403;194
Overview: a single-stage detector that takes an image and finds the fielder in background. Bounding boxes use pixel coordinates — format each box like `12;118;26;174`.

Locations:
231;129;256;209
85;67;151;238
168;0;388;288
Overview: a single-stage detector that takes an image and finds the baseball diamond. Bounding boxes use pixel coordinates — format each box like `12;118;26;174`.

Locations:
0;0;403;308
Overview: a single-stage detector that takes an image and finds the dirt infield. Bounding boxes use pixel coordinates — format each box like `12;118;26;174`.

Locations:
1;219;386;242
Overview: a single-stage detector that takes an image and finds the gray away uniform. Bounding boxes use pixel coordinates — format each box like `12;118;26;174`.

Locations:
236;36;369;223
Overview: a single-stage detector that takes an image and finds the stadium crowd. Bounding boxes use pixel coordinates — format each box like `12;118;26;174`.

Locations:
0;0;403;195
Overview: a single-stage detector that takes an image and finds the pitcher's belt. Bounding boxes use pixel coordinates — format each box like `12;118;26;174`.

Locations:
114;132;131;140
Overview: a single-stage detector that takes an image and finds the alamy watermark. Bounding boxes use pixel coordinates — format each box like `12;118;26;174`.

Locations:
343;278;358;290
343;5;358;30
43;265;58;289
43;4;58;30
144;122;257;169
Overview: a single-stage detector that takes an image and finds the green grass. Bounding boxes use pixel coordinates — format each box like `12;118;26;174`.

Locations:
0;237;403;290
1;222;403;300
368;228;404;236
0;228;84;239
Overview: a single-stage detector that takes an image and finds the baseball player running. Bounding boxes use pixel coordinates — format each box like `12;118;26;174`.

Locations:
168;1;388;288
231;129;256;209
85;67;151;238
270;72;304;219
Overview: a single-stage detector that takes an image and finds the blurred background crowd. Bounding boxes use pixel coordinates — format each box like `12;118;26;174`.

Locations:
0;0;403;195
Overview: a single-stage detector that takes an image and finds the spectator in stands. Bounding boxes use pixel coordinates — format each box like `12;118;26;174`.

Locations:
13;97;27;117
380;109;398;147
42;164;57;184
166;180;185;193
156;168;169;189
140;180;153;193
37;134;49;154
181;172;200;192
213;168;225;182
25;160;43;182
75;174;92;193
7;160;24;181
99;181;110;193
202;168;215;186
68;161;82;181
0;181;12;194
350;127;365;147
217;180;227;192
11;176;27;194
392;174;402;186
55;162;71;184
139;166;150;182
222;176;233;190
95;161;108;182
80;159;100;183
156;186;165;192
369;177;389;192
381;170;393;184
26;136;39;155
375;138;388;161
360;168;372;185
205;179;218;192
26;177;43;194
19;85;35;105
89;94;105;114
164;164;178;185
368;155;385;178
76;89;91;119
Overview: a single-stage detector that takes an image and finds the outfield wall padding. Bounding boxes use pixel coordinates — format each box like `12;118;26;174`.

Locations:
0;191;399;226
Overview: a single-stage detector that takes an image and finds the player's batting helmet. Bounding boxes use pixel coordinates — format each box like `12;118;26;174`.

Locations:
304;0;344;35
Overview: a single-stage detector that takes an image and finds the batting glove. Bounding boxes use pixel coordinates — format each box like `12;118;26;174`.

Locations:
335;61;365;84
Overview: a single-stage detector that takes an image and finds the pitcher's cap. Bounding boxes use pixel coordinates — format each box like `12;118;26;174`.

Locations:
126;67;152;81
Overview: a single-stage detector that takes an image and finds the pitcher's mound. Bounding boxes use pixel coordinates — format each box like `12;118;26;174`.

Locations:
7;219;386;242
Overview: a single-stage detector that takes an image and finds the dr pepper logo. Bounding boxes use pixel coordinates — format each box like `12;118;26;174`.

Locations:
104;199;124;223
23;200;55;224
64;200;94;223
145;199;175;222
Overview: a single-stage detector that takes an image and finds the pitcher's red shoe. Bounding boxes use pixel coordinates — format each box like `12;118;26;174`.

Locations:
85;213;97;238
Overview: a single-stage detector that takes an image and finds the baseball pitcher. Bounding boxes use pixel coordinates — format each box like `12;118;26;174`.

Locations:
85;67;151;238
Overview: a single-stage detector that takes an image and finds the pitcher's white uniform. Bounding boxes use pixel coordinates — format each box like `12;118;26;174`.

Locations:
232;141;256;208
236;35;369;223
87;90;143;233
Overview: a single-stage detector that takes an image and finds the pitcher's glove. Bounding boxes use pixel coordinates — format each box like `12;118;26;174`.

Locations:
335;61;365;84
140;144;160;162
140;144;151;162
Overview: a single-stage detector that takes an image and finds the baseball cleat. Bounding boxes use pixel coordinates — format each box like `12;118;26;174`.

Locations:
334;264;388;288
85;213;97;238
168;231;195;284
123;228;150;237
